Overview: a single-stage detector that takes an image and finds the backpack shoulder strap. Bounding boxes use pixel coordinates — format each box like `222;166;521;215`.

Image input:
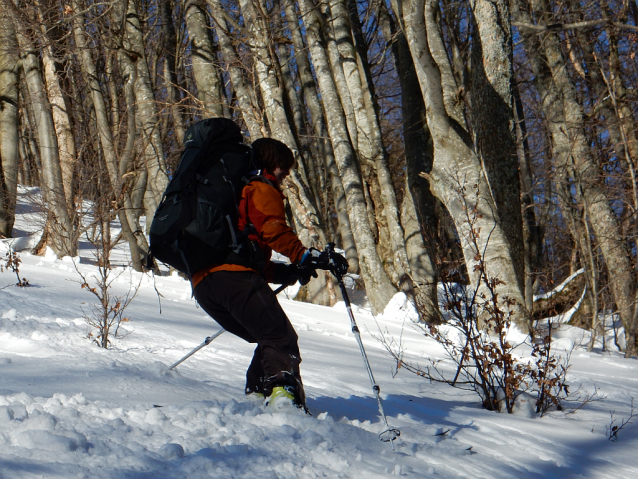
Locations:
245;174;274;189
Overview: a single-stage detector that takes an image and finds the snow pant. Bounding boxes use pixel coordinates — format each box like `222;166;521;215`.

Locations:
193;270;304;400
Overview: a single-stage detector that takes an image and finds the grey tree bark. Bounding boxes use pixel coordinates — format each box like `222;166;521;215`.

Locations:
16;26;75;256
282;0;359;273
0;8;19;238
117;0;169;219
468;0;527;301
392;0;530;330
71;0;145;271
515;0;637;354
208;0;263;138
380;3;440;321
340;0;416;292
159;0;186;145
185;0;224;118
299;0;397;313
37;4;76;208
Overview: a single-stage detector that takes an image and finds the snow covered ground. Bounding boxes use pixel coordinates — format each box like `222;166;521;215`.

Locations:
0;189;637;478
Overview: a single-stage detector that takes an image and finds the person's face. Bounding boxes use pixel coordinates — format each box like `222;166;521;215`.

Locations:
272;166;291;186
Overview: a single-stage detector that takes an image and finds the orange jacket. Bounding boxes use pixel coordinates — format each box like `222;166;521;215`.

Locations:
191;172;306;288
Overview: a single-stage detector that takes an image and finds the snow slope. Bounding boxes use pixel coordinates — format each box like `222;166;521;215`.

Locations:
0;190;637;478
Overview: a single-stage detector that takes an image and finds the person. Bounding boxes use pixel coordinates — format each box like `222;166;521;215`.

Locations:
191;137;347;412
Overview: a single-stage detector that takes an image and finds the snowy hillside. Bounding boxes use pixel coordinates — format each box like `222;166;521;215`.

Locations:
0;189;637;479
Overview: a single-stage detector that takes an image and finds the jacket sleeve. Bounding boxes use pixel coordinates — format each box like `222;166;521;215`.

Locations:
245;181;306;264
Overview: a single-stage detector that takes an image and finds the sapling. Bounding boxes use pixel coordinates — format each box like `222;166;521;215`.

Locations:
1;248;29;287
74;201;140;349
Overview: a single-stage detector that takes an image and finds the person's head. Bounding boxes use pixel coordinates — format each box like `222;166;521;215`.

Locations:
252;138;295;185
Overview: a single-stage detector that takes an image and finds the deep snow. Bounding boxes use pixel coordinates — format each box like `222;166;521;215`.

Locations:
0;188;637;478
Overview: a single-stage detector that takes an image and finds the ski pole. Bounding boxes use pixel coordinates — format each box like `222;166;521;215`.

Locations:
326;245;401;449
169;328;225;370
169;283;289;370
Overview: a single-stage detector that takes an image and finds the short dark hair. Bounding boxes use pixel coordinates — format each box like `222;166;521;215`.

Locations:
252;138;295;173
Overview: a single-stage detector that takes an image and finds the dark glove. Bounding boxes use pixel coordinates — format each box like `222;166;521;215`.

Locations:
272;263;317;286
293;265;318;286
326;251;349;276
299;248;329;270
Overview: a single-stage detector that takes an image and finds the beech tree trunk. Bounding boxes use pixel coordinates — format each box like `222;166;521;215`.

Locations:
185;0;224;118
0;8;19;238
17;27;75;256
382;4;440;321
208;0;263;138
515;0;637;354
117;0;169;217
159;0;186;145
342;0;417;292
71;0;144;271
393;0;529;330
282;0;359;273
299;0;397;313
37;4;76;208
469;0;527;299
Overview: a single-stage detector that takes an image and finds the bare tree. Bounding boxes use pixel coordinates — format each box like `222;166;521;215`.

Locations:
392;0;530;330
0;6;19;238
298;0;397;313
185;0;225;117
14;9;75;257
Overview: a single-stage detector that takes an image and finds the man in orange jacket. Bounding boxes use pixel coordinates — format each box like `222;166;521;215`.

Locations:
192;138;346;412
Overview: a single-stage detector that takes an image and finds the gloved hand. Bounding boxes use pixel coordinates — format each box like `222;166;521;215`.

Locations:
293;265;318;286
299;247;329;270
326;250;349;276
272;262;317;286
299;247;349;276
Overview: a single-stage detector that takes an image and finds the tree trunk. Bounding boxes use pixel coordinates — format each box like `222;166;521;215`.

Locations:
382;4;440;321
0;8;19;238
17;28;75;256
513;82;543;310
394;0;529;330
185;0;224;117
71;0;144;271
237;0;297;145
299;0;397;313
345;0;417;293
468;0;527;300
208;0;263;138
37;4;76;208
315;1;359;152
282;0;359;273
159;0;186;145
516;0;637;355
118;0;169;216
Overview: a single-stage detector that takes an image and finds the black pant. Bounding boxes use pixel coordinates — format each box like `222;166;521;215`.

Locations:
193;270;303;397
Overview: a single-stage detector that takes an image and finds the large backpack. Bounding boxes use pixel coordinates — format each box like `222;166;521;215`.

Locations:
148;118;263;277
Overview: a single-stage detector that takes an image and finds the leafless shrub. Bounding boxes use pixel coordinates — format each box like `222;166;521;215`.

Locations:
564;385;605;415
73;204;140;349
1;248;30;287
380;184;574;415
606;398;637;441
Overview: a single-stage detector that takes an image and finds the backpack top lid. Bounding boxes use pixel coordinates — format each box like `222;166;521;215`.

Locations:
171;118;248;182
183;117;243;151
